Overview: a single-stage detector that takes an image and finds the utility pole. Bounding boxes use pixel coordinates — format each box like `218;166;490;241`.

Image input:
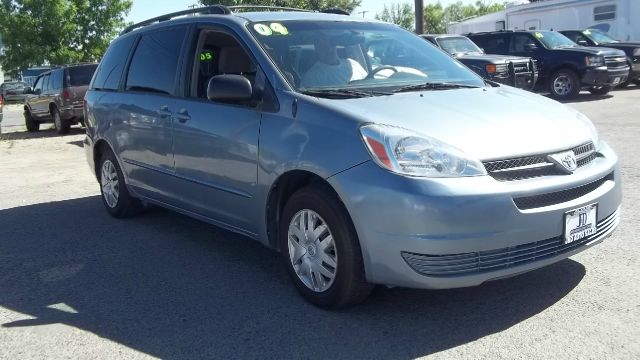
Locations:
415;0;424;34
357;10;368;18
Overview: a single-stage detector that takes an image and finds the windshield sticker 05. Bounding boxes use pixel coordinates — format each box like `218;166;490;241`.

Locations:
535;32;544;39
254;23;289;36
583;29;592;35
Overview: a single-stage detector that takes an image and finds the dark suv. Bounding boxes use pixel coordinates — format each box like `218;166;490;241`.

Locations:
560;29;640;87
468;30;630;99
24;63;98;134
421;34;537;90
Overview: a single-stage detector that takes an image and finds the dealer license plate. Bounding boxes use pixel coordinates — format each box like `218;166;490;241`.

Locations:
564;204;597;244
612;77;621;85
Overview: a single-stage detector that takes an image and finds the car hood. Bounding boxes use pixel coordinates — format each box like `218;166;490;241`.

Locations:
314;86;595;161
557;46;626;56
456;53;530;63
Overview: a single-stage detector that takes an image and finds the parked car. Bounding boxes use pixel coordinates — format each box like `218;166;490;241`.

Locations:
468;30;630;99
560;29;640;87
0;81;31;103
421;34;537;90
85;6;621;307
24;63;98;134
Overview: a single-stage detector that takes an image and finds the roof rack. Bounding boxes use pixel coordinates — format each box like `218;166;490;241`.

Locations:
228;5;312;13
120;4;350;35
120;5;231;35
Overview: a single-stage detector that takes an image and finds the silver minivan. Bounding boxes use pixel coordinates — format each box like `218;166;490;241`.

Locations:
84;7;621;307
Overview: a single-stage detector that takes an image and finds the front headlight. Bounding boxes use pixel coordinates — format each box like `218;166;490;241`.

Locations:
633;48;640;57
585;55;605;67
360;124;487;177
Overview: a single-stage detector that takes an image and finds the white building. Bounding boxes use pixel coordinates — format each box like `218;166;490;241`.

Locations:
448;0;640;41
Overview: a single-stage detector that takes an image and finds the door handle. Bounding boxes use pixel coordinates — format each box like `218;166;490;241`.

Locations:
157;105;172;118
175;109;191;123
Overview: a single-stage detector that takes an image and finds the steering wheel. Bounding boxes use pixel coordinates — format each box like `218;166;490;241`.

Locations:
365;65;399;79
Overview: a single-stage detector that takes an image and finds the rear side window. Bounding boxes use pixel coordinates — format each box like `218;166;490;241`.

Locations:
51;70;63;90
92;36;135;91
474;35;507;53
67;65;98;86
126;26;187;95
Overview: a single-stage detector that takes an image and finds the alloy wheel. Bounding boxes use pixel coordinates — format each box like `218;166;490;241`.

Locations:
553;74;572;96
100;160;119;208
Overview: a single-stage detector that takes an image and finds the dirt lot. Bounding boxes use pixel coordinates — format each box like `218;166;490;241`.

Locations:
1;90;639;359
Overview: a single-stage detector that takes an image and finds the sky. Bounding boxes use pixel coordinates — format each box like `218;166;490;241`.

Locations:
125;0;486;24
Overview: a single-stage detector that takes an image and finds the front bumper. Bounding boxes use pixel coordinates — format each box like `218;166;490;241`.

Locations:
328;141;621;289
582;66;630;87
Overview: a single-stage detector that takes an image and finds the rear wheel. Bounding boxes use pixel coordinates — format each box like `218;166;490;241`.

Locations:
24;108;40;132
98;149;142;218
589;86;612;95
279;185;373;308
52;107;70;134
549;69;580;99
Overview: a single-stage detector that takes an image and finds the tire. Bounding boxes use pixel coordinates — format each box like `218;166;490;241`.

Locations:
52;107;70;135
98;149;142;218
548;69;580;99
24;108;40;132
589;86;612;95
633;80;640;86
279;184;373;308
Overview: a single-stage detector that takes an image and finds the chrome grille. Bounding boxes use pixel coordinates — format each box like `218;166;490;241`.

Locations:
483;142;596;181
513;172;613;210
605;56;628;70
402;208;619;277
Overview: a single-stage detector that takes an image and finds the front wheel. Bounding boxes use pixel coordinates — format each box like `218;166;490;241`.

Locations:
549;69;580;99
279;185;373;308
98;150;142;218
589;86;612;95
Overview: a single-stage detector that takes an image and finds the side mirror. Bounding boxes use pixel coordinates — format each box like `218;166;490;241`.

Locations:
24;87;32;94
577;40;589;46
34;88;42;95
524;43;538;52
207;75;252;103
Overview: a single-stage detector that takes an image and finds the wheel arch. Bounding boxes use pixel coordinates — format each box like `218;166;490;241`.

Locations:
265;169;349;250
93;138;129;185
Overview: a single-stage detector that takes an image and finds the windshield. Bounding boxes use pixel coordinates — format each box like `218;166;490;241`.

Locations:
584;29;618;44
536;31;578;49
249;21;483;92
437;36;483;55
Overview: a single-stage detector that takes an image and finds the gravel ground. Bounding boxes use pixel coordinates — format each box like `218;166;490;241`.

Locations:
0;89;639;359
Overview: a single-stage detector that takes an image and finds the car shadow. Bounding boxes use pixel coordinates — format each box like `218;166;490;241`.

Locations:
554;93;614;104
0;196;586;359
0;127;84;141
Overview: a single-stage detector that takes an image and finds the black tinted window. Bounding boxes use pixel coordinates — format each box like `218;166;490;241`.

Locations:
126;27;187;95
67;65;98;86
92;36;135;91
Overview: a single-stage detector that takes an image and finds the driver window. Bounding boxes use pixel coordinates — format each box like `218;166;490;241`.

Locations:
33;77;43;92
191;30;258;101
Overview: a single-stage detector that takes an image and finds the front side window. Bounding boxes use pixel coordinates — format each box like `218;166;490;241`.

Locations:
249;21;483;91
42;74;50;92
436;37;483;55
584;29;617;44
126;26;187;95
190;30;258;100
33;77;43;92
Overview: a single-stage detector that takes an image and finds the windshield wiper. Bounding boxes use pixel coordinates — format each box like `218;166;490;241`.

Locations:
392;82;481;93
301;88;391;99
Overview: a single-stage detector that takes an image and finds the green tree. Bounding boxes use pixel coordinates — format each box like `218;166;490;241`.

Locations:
0;0;132;75
423;2;445;34
375;3;414;31
200;0;361;13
